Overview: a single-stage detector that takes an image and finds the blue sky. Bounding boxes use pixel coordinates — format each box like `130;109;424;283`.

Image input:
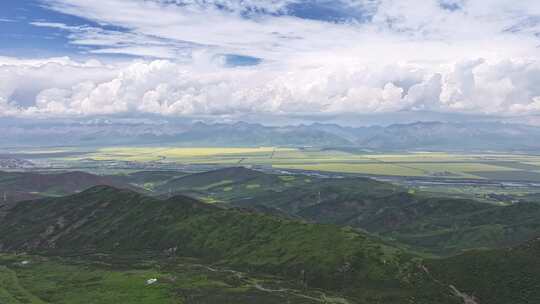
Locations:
2;0;540;122
0;0;177;60
0;0;374;61
0;0;95;57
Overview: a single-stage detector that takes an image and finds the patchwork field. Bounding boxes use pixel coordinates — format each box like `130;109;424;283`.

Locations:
272;163;428;177
6;146;540;181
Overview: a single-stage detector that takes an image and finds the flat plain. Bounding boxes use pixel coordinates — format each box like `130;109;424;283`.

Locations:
19;146;540;181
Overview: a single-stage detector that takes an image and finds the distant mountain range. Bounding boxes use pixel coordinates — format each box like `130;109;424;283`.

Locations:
2;118;540;151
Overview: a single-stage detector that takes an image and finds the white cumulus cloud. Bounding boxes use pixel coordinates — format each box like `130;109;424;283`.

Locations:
4;0;540;119
2;56;540;118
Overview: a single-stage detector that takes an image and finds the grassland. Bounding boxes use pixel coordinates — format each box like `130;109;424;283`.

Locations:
4;182;539;303
2;187;458;303
86;147;288;162
0;254;342;304
11;146;540;181
273;163;428;177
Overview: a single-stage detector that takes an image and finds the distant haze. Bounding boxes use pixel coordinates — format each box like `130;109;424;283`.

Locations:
2;118;540;152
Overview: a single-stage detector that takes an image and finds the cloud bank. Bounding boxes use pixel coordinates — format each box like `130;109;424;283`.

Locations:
2;0;540;118
3;56;540;118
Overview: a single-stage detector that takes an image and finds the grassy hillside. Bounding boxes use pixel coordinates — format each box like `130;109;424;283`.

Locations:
0;264;45;304
109;170;187;186
2;183;540;303
425;238;540;304
0;253;344;304
0;186;458;303
0;171;138;204
151;167;540;255
154;167;312;199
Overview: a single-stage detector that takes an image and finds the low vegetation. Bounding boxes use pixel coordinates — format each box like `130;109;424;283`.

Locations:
2;165;540;303
0;186;461;303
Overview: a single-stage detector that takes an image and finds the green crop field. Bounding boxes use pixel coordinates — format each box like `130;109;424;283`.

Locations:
10;146;540;181
84;147;286;162
273;163;428;176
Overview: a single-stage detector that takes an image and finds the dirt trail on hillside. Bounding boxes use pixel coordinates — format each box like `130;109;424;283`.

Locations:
193;263;350;303
450;285;479;304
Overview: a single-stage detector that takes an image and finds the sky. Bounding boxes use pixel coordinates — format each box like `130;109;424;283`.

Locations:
2;0;540;124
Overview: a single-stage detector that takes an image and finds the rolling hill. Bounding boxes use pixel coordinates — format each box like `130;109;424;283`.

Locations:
0;186;459;303
244;187;540;254
0;170;139;205
156;167;273;190
152;167;311;201
425;237;540;304
1;181;540;303
154;167;540;255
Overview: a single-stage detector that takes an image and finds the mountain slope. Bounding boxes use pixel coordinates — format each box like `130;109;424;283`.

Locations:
0;186;458;303
153;167;313;202
3;184;540;303
358;121;540;151
243;186;540;254
0;171;137;202
425;237;540;304
164;168;540;254
157;167;273;191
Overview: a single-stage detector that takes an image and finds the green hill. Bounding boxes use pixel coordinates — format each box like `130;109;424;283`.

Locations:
112;171;187;184
107;170;187;191
0;186;458;303
10;167;540;256
2;184;540;303
425;237;540;304
160;168;540;255
0;252;349;304
0;171;138;204
155;167;290;194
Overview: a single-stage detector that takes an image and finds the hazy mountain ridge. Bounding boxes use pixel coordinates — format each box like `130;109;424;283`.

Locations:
3;119;540;151
359;121;540;150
